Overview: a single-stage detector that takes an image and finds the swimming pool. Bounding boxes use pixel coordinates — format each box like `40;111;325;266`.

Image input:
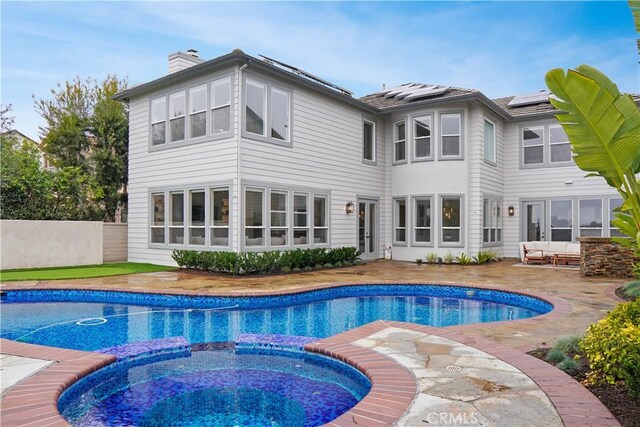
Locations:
58;346;371;427
0;284;552;351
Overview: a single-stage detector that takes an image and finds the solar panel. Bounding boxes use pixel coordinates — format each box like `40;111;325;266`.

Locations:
507;91;550;107
404;86;450;101
384;84;422;98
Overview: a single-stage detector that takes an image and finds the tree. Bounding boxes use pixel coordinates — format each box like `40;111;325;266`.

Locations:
0;104;15;132
545;65;640;277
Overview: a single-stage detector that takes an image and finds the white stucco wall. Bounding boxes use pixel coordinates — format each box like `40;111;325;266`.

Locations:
0;220;104;269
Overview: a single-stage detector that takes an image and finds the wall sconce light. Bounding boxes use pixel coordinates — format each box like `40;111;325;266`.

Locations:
508;206;515;216
346;201;355;214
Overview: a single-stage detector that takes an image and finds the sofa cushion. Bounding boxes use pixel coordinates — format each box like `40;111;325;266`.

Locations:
547;242;567;255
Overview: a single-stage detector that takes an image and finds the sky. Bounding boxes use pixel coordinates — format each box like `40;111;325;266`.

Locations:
2;1;638;140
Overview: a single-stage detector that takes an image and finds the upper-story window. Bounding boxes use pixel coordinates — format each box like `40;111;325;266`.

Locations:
151;98;166;146
549;125;571;163
394;120;406;162
244;77;291;144
189;85;207;139
363;120;376;162
169;91;186;142
413;115;432;160
440;113;462;159
522;127;544;165
484;119;496;164
211;77;231;134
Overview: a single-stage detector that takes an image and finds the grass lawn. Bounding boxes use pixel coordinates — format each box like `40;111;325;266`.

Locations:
0;262;177;282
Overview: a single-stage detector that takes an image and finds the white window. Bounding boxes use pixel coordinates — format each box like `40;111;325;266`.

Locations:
522;127;544;165
441;196;462;244
363;120;375;162
270;191;288;246
169;191;185;244
394;198;407;244
549;125;571;163
211;188;230;247
211;77;231;135
169;91;186;142
579;199;602;237
609;198;624;237
440;113;461;158
271;88;289;141
550;200;572;241
313;195;328;244
189;85;207;139
188;190;205;245
413;197;432;244
245;189;265;247
484;119;496;163
483;197;502;244
413;115;432;160
151;97;166;146
394;120;406;162
293;193;309;245
151;193;165;243
245;79;267;137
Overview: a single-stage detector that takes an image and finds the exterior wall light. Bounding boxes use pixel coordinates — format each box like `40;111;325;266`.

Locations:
346;201;355;214
508;206;515;216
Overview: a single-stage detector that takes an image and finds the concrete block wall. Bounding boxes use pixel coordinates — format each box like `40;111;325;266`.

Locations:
103;223;128;263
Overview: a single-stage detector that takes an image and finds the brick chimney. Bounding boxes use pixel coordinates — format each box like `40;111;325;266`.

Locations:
168;49;204;74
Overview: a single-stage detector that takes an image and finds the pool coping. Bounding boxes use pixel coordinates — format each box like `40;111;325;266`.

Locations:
0;281;620;426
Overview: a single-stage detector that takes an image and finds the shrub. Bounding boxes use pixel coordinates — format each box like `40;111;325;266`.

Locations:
443;252;455;264
556;358;580;375
580;300;640;385
546;348;567;364
553;335;582;355
623;281;640;299
623;356;640;398
415;258;424;265
473;250;501;265
172;247;361;276
455;253;474;265
426;252;439;264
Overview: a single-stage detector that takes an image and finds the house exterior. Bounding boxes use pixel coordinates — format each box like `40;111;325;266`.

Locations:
114;49;634;266
1;129;53;170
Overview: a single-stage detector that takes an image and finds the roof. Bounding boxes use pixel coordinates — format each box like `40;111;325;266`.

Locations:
1;129;38;144
491;95;557;118
359;84;478;109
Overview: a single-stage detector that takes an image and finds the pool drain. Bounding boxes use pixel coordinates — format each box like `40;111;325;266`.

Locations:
445;365;462;371
76;317;108;326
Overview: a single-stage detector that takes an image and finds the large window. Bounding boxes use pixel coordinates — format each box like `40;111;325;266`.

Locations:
394;120;406;162
483;197;502;244
413;197;432;244
169;91;186;142
169;191;185;244
484;119;496;163
211;77;231;135
271;88;290;141
151;193;165;243
549;125;571;163
151;98;166;146
441;196;462;244
245;79;266;136
211;188;230;247
188;85;207;139
188;190;206;245
314;196;328;244
522;127;544;165
270;191;288;246
550;200;572;241
293;193;309;245
413;115;432;160
579;199;602;237
245;189;265;247
363;120;375;162
609;198;624;237
440;113;462;158
244;78;291;144
393;198;407;244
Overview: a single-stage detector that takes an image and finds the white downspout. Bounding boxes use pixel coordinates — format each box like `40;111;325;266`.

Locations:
237;62;249;254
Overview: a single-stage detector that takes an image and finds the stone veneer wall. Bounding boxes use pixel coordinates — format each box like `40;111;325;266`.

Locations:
579;237;637;278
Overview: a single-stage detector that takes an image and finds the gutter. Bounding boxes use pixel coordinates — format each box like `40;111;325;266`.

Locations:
236;61;249;254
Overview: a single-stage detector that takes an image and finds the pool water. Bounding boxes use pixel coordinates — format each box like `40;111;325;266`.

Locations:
58;347;371;427
0;285;552;351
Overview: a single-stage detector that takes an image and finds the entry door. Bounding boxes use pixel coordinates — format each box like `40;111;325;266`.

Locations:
358;199;378;259
523;201;546;241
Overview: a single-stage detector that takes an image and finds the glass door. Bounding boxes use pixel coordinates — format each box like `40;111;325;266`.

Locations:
523;201;545;241
358;199;378;259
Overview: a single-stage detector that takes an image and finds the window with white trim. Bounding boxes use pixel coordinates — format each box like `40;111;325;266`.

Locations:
245;189;265;247
413;197;432;244
211;188;230;247
363;120;375;162
188;190;205;245
244;78;291;144
151;193;165;243
522;127;544;165
151;98;166;146
169;91;186;142
169;191;185;244
550;200;572;241
394;120;406;162
313;195;328;244
270;190;288;246
413;115;432;160
293;193;309;245
394;198;407;244
483;197;502;244
189;85;207;138
440;113;461;158
579;199;602;237
484;119;496;163
211;77;231;135
271;88;289;141
609;198;624;237
549;125;571;163
441;196;462;244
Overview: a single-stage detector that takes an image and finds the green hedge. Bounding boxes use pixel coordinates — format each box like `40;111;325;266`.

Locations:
172;247;361;276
